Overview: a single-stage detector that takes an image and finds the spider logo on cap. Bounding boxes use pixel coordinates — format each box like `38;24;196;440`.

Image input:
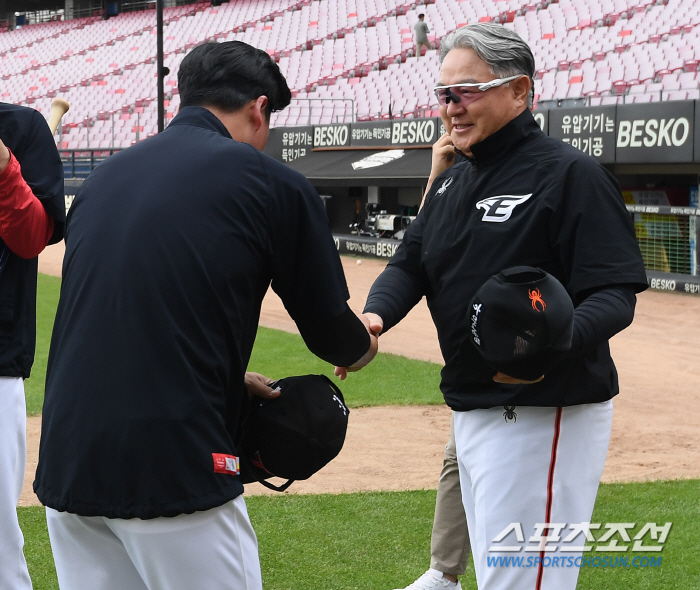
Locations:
528;288;546;312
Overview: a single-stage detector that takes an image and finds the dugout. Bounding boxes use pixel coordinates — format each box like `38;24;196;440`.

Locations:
262;119;442;245
263;100;700;294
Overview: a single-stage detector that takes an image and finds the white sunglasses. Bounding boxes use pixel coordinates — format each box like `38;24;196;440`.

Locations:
433;75;524;105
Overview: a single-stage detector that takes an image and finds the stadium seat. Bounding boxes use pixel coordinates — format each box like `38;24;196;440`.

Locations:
5;0;700;146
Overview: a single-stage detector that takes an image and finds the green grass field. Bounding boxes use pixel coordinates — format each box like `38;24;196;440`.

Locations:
24;274;61;416
21;274;700;588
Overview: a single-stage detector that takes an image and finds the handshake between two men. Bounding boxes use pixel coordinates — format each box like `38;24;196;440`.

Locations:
333;308;543;386
334;312;384;380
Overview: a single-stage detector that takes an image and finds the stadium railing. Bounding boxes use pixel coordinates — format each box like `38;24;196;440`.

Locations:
627;204;700;279
61;149;120;179
538;87;700;109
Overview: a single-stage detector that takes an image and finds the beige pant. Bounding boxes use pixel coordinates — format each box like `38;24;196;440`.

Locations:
430;412;471;576
416;41;430;57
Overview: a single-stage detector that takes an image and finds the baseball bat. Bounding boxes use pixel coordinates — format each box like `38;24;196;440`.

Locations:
48;98;70;135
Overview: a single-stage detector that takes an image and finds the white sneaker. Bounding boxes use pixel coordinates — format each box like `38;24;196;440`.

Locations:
393;569;462;590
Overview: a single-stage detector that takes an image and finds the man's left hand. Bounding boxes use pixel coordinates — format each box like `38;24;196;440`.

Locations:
493;372;544;384
244;372;282;400
420;133;457;210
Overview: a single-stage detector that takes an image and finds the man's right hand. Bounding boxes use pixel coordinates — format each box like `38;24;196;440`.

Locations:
334;311;381;380
363;312;384;336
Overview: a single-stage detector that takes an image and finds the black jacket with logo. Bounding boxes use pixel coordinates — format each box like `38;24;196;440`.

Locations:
366;109;647;411
0;103;65;378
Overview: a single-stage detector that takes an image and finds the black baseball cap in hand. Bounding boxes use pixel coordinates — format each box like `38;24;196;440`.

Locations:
467;267;574;381
239;374;349;492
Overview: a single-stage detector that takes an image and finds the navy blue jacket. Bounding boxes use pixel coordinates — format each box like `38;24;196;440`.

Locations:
35;107;366;519
366;110;647;410
0;103;65;377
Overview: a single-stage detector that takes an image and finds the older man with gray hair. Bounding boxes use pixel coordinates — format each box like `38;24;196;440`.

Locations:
347;22;647;590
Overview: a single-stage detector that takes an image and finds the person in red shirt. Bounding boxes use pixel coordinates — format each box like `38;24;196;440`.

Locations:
0;137;57;256
0;102;66;590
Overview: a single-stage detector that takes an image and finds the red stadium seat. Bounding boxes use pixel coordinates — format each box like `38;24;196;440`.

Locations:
3;0;698;140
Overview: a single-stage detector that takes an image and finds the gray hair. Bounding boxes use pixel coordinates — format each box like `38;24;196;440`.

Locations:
439;23;536;108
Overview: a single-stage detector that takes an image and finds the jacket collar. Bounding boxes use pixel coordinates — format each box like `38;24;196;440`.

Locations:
167;106;232;139
468;109;541;165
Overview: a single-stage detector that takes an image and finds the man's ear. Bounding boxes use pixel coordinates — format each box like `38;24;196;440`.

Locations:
512;76;531;106
251;96;269;131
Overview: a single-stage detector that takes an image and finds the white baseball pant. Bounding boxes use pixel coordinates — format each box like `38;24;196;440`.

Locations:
454;400;613;590
46;495;262;590
0;376;32;590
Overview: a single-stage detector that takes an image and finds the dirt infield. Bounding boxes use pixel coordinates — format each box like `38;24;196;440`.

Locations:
19;243;700;505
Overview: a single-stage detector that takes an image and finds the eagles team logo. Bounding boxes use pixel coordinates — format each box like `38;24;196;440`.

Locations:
475;194;533;222
436;177;454;195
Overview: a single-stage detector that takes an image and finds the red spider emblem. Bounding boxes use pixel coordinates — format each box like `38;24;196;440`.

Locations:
529;288;546;312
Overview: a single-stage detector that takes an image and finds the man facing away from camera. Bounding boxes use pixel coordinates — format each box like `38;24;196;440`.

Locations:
34;41;377;590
